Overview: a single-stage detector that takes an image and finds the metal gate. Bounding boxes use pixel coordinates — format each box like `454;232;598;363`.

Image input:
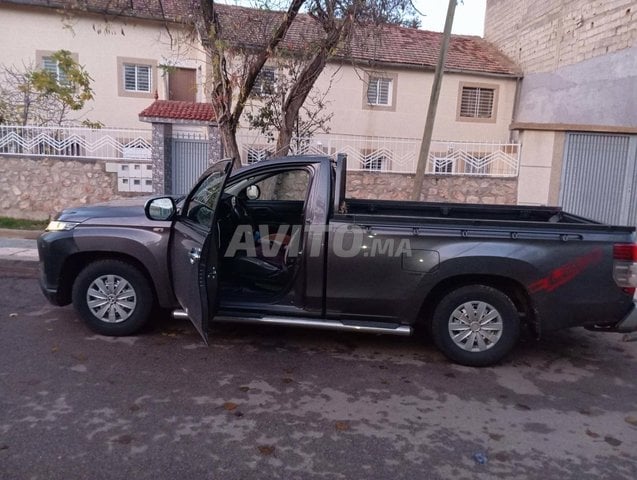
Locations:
560;132;637;225
171;134;210;195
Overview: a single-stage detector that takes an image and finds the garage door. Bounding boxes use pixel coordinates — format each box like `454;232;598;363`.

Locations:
560;132;637;225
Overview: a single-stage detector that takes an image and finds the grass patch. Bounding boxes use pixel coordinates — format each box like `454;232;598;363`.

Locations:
0;216;49;230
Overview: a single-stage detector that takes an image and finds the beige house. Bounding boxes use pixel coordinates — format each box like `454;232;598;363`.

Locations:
485;0;637;223
0;0;206;128
0;1;521;152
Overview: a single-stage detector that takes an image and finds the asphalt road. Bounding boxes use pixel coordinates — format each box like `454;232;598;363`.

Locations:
1;272;636;480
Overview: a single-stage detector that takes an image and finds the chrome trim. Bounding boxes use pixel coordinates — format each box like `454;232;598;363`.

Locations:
214;315;412;336
173;309;189;320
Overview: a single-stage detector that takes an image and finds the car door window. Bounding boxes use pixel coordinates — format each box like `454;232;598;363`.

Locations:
253;170;310;201
184;169;227;228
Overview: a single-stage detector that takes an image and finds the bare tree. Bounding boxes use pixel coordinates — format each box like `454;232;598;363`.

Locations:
190;0;307;168
245;56;335;149
250;0;420;156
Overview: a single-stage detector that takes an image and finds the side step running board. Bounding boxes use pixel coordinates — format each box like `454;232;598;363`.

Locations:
214;315;412;336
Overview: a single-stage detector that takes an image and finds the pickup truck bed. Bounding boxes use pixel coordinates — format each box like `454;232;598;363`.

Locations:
346;198;630;228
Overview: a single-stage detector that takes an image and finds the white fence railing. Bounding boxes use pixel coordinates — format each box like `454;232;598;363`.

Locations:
0;126;520;178
0;125;152;161
237;133;520;177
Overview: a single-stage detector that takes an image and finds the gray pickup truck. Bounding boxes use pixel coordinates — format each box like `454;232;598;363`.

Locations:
38;155;637;366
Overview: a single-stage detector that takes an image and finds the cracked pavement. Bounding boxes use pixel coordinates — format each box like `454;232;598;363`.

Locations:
1;274;636;479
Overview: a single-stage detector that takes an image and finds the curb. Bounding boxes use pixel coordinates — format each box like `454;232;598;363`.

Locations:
0;228;43;240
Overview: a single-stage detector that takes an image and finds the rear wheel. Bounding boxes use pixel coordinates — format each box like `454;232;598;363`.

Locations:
72;260;153;336
431;285;520;367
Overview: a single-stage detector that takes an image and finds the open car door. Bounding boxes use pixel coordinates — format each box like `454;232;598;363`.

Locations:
170;159;233;343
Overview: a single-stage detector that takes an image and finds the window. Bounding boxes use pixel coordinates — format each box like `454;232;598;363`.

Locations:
363;72;397;111
117;57;157;98
185;169;228;228
362;150;389;171
42;56;68;85
36;50;78;85
367;77;392;106
432;155;455;174
252;170;310;201
254;67;276;96
124;64;151;93
457;83;498;122
464;154;490;175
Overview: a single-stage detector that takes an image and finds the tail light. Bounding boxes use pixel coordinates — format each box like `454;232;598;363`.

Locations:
613;244;637;292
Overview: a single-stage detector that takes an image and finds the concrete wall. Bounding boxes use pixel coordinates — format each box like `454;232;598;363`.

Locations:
515;130;565;206
515;45;637;127
485;0;636;73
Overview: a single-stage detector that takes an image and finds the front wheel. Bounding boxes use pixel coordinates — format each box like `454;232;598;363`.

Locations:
431;285;520;367
72;260;153;336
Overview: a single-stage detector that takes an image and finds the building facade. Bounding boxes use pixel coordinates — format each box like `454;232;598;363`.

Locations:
485;0;637;224
0;1;520;145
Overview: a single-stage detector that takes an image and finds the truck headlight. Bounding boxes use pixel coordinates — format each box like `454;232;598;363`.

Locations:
46;221;80;231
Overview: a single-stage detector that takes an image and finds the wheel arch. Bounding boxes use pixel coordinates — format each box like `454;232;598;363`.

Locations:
58;251;168;307
418;274;537;333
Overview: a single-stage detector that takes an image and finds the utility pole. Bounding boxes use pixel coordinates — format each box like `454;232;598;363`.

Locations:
411;0;457;201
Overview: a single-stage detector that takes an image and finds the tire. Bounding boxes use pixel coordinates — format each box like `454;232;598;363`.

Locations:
431;285;520;367
72;259;154;336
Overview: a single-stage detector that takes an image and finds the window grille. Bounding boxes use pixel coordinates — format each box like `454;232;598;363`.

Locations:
459;87;495;118
124;64;151;92
367;77;392;106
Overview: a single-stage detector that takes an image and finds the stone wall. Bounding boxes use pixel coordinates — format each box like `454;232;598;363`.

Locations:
0;156;141;220
346;171;517;204
0;156;518;221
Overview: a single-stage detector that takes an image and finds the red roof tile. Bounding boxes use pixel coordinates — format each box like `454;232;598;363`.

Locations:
2;0;520;76
139;100;216;122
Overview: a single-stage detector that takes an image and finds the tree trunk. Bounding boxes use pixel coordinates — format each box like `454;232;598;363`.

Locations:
218;121;242;169
194;0;306;165
275;19;352;156
276;122;294;157
275;50;329;157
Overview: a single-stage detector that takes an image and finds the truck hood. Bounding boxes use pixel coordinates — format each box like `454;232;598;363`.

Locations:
55;197;156;224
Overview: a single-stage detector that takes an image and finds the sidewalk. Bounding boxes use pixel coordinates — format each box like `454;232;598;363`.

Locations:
0;229;39;263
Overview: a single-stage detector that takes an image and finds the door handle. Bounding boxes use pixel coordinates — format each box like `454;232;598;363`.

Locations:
188;248;201;264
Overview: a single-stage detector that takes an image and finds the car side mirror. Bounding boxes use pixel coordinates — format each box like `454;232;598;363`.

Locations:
246;185;261;200
145;197;176;221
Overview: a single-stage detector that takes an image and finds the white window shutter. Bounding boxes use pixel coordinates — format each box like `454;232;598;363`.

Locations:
124;65;137;91
367;79;379;104
137;66;150;92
